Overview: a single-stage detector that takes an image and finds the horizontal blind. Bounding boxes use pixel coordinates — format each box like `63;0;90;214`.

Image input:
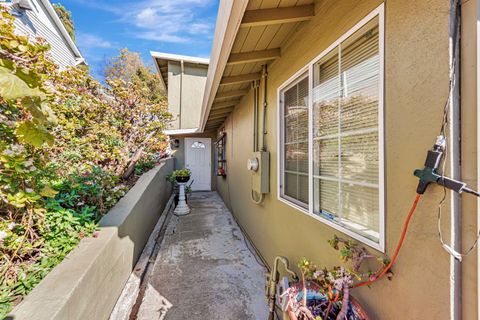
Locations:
340;24;380;236
312;18;380;241
283;75;309;206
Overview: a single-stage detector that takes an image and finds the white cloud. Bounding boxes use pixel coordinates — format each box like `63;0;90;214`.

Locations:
77;32;113;49
189;23;211;35
136;31;188;43
75;0;215;45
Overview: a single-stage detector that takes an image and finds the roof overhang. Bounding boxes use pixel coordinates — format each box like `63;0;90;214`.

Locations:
164;128;200;136
198;0;315;132
151;51;209;92
39;0;85;64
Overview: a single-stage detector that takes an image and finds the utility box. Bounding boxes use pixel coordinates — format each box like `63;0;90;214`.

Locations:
247;151;270;194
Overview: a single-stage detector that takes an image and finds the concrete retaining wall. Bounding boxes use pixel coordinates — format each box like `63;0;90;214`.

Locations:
8;158;174;320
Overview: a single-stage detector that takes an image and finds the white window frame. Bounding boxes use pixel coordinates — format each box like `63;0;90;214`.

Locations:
277;3;385;252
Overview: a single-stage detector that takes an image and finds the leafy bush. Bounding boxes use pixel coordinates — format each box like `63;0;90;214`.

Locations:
0;9;171;317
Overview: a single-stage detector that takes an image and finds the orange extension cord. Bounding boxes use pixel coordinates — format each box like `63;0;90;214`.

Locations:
353;193;422;288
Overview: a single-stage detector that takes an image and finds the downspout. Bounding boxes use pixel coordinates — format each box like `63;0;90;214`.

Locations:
449;0;461;319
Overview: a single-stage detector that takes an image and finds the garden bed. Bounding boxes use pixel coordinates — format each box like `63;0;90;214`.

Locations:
7;160;173;320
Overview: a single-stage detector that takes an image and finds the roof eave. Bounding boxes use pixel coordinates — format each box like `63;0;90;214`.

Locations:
150;54;168;93
39;0;84;62
198;0;249;133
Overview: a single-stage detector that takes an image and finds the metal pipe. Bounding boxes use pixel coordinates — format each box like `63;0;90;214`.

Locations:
262;65;268;151
253;81;259;152
448;1;461;319
266;256;298;320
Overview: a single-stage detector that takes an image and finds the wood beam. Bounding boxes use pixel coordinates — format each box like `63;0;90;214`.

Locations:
207;117;227;123
209;115;228;121
206;121;225;127
210;108;234;117
227;48;280;65
211;100;240;109
220;72;261;86
241;5;315;28
215;89;249;99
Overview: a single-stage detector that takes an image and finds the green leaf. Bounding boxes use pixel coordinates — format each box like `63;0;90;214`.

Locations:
15;121;54;147
0;66;44;101
21;97;57;125
40;185;58;198
18;45;28;52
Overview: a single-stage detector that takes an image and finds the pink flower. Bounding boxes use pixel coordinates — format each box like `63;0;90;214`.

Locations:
93;231;100;238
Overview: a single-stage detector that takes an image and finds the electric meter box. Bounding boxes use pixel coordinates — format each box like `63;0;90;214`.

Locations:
251;151;270;194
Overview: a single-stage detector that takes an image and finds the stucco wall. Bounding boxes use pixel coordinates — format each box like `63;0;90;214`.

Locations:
8;159;174;320
168;62;208;130
215;0;477;318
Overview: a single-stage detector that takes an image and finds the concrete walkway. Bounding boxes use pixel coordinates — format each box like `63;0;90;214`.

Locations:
124;192;268;320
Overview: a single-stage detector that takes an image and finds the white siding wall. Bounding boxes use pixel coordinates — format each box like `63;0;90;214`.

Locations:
11;0;79;68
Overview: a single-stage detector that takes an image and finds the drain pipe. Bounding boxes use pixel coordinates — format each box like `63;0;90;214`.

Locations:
448;1;461;319
261;65;268;151
253;80;260;152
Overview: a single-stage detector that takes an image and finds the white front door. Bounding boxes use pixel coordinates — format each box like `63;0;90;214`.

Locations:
185;137;211;191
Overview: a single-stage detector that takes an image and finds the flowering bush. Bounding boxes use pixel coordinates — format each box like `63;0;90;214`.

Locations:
0;10;171;317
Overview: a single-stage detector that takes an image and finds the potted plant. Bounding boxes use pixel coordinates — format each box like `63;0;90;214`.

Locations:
173;168;191;183
281;236;389;320
166;169;193;206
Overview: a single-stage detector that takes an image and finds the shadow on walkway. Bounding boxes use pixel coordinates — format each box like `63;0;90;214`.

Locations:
125;192;268;320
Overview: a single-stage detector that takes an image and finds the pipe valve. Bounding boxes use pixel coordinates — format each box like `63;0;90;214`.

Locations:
414;136;479;196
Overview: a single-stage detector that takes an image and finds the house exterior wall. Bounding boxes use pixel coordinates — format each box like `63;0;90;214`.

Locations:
10;0;80;68
215;0;478;318
167;62;208;130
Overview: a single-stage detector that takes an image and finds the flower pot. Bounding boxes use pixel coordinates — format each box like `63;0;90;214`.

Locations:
175;175;190;183
283;282;368;320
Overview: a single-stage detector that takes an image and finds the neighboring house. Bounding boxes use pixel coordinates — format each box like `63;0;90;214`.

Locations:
1;0;84;68
151;51;215;191
156;0;478;318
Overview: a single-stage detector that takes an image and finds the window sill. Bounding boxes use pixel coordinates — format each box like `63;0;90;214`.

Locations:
277;195;384;253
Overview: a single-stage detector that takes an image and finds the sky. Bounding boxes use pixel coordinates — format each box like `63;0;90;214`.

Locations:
57;0;219;79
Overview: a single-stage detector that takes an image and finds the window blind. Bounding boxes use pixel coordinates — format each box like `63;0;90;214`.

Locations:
282;75;309;206
312;19;380;241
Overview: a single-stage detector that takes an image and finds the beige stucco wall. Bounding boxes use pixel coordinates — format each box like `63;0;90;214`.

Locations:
168;62;208;130
215;0;478;318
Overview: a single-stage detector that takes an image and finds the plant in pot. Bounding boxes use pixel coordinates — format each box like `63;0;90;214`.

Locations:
281;236;389;320
166;169;193;206
174;168;191;183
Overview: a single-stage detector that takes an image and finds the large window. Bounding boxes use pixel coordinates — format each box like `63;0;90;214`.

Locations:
278;5;384;250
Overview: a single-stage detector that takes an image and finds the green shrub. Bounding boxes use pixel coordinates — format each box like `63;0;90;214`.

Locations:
0;9;171;317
